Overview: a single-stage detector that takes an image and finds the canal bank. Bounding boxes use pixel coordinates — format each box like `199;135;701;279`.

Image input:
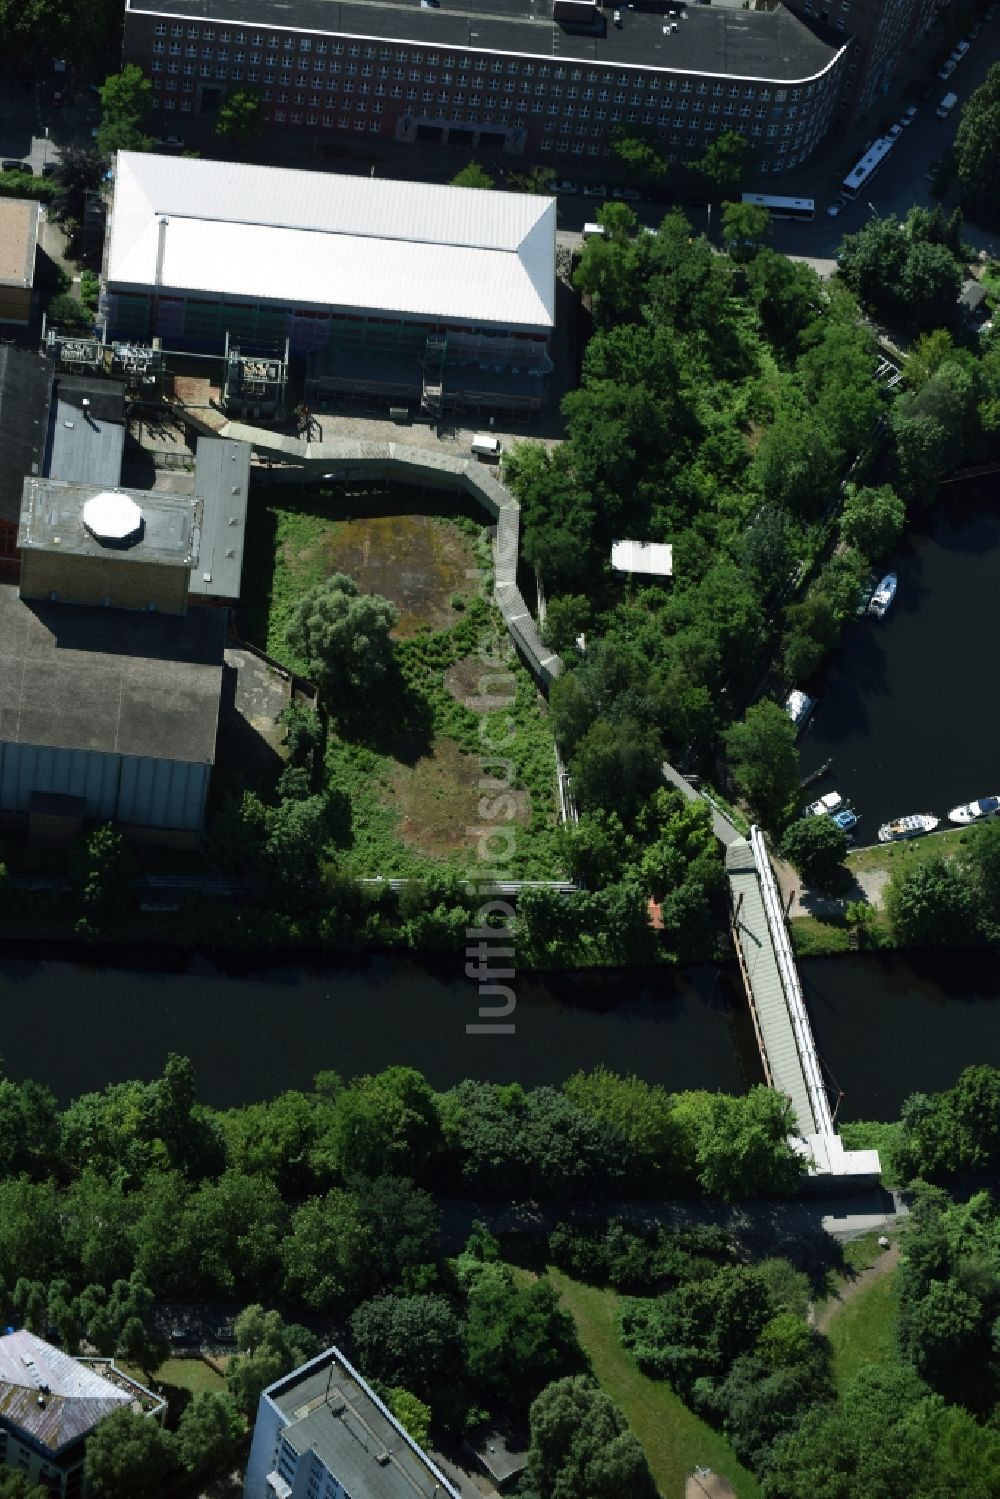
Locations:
2;946;997;1120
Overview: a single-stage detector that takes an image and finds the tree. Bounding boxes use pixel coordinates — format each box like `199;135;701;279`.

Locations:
287;573;397;696
696;131;754;202
883;856;976;946
612;132;666;185
225;1306;320;1418
721;200;770;262
348;1294;463;1399
174;1392;243;1475
464;1264;582;1409
564;1066;688;1187
281;1188;369;1312
46;293;92;333
569;718;664;823
320;1066;442;1180
49;143;104;226
724;701;799;830
779;816;850;895
95;66;153;156
84;1407;177;1499
961;817;1000;934
117;1315;167;1379
450;161;493;189
215;87;264;142
838;215;909;318
384;1388;431;1448
954;63;1000;224
526;1376;658;1499
72;824;137;934
694;1088;800;1200
898;240;962;334
839;483;906;559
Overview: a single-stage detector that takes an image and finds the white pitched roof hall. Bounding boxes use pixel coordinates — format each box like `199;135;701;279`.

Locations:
106;152;556;332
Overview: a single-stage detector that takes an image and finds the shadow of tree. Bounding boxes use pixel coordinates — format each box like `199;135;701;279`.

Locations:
332;659;435;767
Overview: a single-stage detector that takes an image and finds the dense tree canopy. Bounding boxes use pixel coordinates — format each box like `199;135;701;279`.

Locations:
288;573;397;696
955;63;1000;224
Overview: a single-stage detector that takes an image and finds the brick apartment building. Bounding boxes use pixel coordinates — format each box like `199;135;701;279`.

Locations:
123;0;849;175
783;0;942;122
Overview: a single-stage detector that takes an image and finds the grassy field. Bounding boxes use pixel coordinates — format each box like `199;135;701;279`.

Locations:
846;824;969;878
118;1357;227;1397
548;1267;761;1499
819;1232;902;1394
239;484;562;878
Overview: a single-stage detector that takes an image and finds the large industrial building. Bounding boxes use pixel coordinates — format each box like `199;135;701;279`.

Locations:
243;1345;460;1499
122;0;848;174
103;152;556;414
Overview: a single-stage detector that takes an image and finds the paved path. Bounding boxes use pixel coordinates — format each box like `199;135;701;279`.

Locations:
815;1239;902;1334
771;850;890;920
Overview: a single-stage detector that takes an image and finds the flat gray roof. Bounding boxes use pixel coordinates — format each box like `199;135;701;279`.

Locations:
0;584;225;763
189;437;250;599
46;400;125;490
126;0;843;82
267;1348;459;1499
18;478;200;570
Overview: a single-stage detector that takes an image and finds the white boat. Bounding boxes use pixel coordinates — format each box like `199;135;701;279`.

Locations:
785;689;815;735
868;572;897;618
948;795;1000;825
805;791;844;817
877;813;939;842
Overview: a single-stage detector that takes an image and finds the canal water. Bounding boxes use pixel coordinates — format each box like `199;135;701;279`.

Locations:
2;947;998;1120
798;490;1000;835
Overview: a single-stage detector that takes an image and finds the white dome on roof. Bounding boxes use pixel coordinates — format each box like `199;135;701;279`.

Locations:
83;490;142;544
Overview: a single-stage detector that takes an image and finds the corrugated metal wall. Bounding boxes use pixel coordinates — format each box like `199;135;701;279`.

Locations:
0;744;208;831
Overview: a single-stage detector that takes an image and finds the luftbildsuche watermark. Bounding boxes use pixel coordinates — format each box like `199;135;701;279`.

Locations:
464;563;517;1035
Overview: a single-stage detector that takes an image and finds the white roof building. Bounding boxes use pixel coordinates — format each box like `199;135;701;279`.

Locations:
106;152;556;334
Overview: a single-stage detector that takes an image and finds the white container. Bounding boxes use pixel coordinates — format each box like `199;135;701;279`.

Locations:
471;434;502;458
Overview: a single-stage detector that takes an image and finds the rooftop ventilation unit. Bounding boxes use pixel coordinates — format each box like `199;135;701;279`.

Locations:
83;491;144;547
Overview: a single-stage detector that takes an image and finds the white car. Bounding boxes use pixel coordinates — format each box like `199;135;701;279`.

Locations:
901;105;918;125
888;122;904;140
826;197;847;217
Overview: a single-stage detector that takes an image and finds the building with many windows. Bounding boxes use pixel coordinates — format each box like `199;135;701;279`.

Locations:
243;1344;460;1499
122;0;848;174
103;151;555;414
784;0;941;121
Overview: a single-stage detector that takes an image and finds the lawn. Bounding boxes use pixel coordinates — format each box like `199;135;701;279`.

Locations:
239;483;562;877
817;1231;902;1395
548;1267;761;1499
846;824;969;878
118;1356;227;1397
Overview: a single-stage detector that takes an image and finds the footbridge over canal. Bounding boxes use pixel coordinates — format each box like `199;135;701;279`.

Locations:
661;764;879;1183
727;827;879;1182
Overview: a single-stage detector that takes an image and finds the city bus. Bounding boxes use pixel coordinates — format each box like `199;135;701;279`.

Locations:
841;137;894;199
740;193;816;222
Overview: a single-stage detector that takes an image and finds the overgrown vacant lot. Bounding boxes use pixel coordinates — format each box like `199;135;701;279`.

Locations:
240;485;561;877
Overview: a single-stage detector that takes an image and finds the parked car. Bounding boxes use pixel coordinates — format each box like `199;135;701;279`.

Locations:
41;161;58;177
937;58;957;80
888;122;904;140
0;159;28;173
952;39;970;60
985;6;996;21
154;134;186;149
583;183;608;197
901;105;918;125
826;196;848;217
553;179;577;194
611;186;641;201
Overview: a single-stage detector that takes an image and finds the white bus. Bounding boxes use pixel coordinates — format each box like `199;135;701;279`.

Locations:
841;137;894;199
740;192;816;222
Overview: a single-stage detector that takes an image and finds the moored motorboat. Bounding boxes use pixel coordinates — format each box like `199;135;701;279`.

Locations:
785;689;815;735
948;795;1000;825
877;813;938;842
805;791;843;817
868;572;897;619
832;808;859;833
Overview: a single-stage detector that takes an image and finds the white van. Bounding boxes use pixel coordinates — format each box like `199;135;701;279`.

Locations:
936;91;958;117
471;433;502;459
582;221;607;239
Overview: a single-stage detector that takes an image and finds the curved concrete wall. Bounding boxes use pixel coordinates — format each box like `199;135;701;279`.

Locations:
221;422;565;687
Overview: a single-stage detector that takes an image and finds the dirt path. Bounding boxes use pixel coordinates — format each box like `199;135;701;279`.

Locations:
771;852;890;920
815;1240;901;1333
